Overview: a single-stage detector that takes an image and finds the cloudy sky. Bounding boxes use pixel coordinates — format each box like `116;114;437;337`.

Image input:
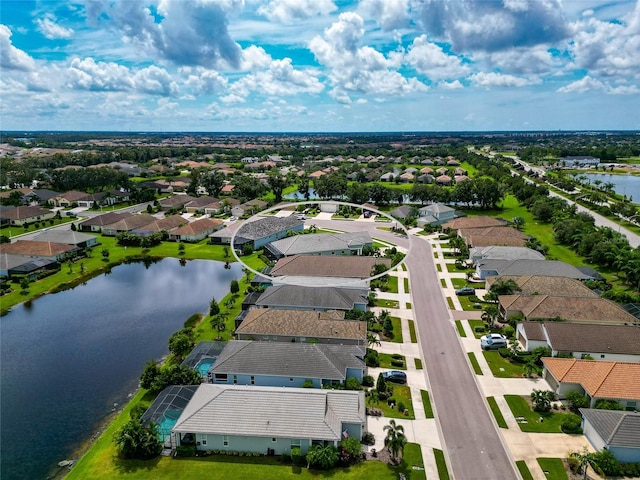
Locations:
1;0;639;132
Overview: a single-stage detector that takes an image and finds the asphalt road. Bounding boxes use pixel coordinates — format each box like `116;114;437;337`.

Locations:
314;219;519;479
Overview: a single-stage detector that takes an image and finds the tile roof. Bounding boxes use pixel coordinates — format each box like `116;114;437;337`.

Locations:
543;322;640;355
236;308;365;341
467;235;528;247
443;216;507;230
172;384;365;441
132;215;186;233
270;255;391;279
0;205;52;220
0;253;31;270
236;216;304;241
33;230;97;245
579;409;640;448
185;196;220;208
78;211;134;227
211;340;365;380
542;358;640;400
267;232;372;257
170;217;223;235
1;240;76;256
487;275;599;297
255;285;369;310
159;194;197;208
499;295;638;325
460;226;529;240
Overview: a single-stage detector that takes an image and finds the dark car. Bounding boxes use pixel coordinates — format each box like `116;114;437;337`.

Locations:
455;287;475;296
382;370;407;384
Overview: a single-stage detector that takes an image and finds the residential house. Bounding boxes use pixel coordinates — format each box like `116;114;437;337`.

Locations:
33;230;98;249
0;206;56;226
0;253;58;280
48;190;88;207
399;172;414;183
417;174;434;184
209;340;366;387
171;385;365;454
561;156;600;167
580;409;640;462
390;205;413;220
209;222;242;245
499;295;638;325
486;275;599;298
469;246;544;265
233;216;304;250
101;214;157;236
235;308;366;345
542;357;640;410
417;203;456;227
25;189;59;205
130;215;185;237
231;199;268;218
76;192;107;209
158;194;197;212
255;285;369;311
169;218;224;242
1;240;78;261
265;231;372;259
455;175;471;183
475;259;591;280
517;322;640;362
77;211;134;232
436;175;452;186
443;216;507;231
184;196;219;213
269;255;391;280
380;172;396;182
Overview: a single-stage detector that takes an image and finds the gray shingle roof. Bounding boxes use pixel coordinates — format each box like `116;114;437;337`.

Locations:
543;323;640;354
470;246;544;262
266;232;371;257
236;216;304;241
255;285;369;310
580;409;640;448
33;230;97;245
78;211;133;228
478;259;591;279
173;384;365;440
270;255;390;279
211;340;365;380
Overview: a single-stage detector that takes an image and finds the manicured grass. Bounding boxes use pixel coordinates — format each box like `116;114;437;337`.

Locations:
403;278;409;293
414;358;423;370
504;395;580;433
482;351;527;378
436;264;442;272
433;449;451;480
440;278;446;287
457;295;482;311
387;275;399;294
378;353;407;370
401;263;407;271
389;317;404;343
451;278;469;289
420;390;434;419
0;215;74;237
486;396;508;428
516;460;534;480
374;299;400;309
468;319;486;338
467;352;483;375
408;319;417;343
446;297;454;309
401;443;426;480
371;385;415;419
405;302;411;309
536;458;568;480
455;320;467;337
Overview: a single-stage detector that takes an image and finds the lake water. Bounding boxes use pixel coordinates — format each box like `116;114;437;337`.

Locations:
580;173;640;203
0;258;241;480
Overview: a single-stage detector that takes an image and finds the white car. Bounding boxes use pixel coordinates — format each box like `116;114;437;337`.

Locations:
480;333;508;350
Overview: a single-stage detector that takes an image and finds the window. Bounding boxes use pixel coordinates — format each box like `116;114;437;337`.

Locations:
272;438;277;443
250;376;255;385
626;401;637;411
223;435;229;447
214;374;228;382
202;439;207;445
289;378;294;382
291;439;301;449
233;375;238;385
601;354;605;359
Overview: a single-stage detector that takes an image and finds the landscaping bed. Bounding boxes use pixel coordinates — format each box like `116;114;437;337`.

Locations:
504;395;580;433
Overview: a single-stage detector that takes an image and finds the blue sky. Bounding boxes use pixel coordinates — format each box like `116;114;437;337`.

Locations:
1;0;639;132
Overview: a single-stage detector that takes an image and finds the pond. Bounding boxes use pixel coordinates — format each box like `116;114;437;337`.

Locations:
577;173;640;203
0;258;242;480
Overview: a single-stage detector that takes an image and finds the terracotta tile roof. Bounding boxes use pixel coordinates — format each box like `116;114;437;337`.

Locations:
459;226;529;239
487;275;598;297
1;240;75;256
103;214;157;231
500;295;638;325
171;217;223;235
270;255;391;279
443;216;507;230
467;235;528;247
543;358;640;400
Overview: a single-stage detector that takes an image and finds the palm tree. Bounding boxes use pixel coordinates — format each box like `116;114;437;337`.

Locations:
367;332;381;348
511;216;525;230
383;419;407;464
531;390;553;412
569;447;602;480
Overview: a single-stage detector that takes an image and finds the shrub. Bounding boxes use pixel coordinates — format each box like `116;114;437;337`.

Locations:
365;350;380;367
306;444;339;470
345;377;362;390
340;437;363;464
503;325;515;338
397;401;406;413
565;390;589;411
474;326;486;333
362;375;374;387
175;445;196;457
387;397;396;406
561;415;583;434
594;399;624;410
361;432;375;445
391;353;403;360
498;348;511;358
591;449;621;476
391;359;405;367
290;447;302;465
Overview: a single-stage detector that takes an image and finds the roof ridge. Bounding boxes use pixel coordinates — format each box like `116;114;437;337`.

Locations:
607;412;628;444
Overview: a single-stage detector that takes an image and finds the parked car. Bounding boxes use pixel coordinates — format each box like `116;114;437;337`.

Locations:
363;211;373;218
455;287;475;296
382;370;407;384
65;211;77;217
480;333;508;351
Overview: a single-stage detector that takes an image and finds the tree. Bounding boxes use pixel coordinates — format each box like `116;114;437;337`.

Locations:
101;248;110;260
511;216;525;230
383;419;407;464
267;172;288;203
297;179;310;201
209;297;220;317
210;313;227;340
368;183;391;206
565;390;589;411
229;279;239;294
140;359;161;389
481;305;500;328
367;332;381;348
347;183;370;205
306;444;339;470
113;417;162;460
569;447;603;480
531;389;554;412
376;372;387;394
168;328;195;361
223;246;230;258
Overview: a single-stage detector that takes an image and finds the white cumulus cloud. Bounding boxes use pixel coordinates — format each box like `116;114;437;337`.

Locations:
359;0;410;30
36;15;74;40
0;25;37;71
557;75;639;94
258;0;337;23
405;35;470;80
469;71;539;87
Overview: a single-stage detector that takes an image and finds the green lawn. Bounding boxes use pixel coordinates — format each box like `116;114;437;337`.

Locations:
468;319;486;338
420;390;434;419
370;385;415;419
457;295;483;311
389;317;404;343
516;460;534;480
403;278;409;293
374;299;400;309
401;443;426;480
451;278;470;289
455;320;467;337
378;353;407;370
433;449;451;480
486;396;508;428
482;351;527;378
405;302;411;309
408;320;417;343
387;276;399;294
0;215;74;237
467;352;483;375
536;458;568;480
436;264;442;272
440;278;446;287
414;358;423;370
504;395;580;433
446;297;454;309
